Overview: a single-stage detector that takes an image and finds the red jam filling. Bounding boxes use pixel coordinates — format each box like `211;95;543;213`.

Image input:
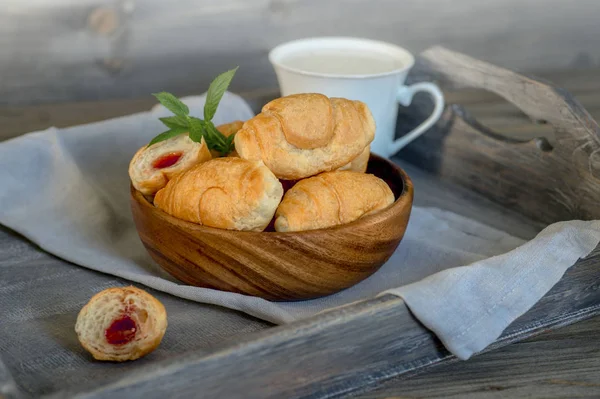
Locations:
153;152;182;169
105;315;137;345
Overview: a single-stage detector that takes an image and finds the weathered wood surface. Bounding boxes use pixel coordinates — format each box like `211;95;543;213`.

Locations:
0;157;550;399
0;155;540;398
4;0;600;105
0;157;595;399
0;357;21;399
1;62;599;398
401;47;600;225
44;247;600;399
0;224;272;398
355;315;600;399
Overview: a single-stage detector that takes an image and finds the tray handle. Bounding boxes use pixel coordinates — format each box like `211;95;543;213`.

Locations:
405;46;600;224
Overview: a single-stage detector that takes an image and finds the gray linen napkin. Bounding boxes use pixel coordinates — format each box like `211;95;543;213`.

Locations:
1;92;599;360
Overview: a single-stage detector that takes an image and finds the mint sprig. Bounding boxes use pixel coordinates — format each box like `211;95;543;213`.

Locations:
153;92;189;116
147;67;239;156
204;67;238;121
159;116;188;129
148;126;188;147
188;117;205;143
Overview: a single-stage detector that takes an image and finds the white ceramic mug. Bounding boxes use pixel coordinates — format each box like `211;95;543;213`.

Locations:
268;37;444;158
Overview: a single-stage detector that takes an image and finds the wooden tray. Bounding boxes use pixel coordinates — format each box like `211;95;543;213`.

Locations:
1;47;599;399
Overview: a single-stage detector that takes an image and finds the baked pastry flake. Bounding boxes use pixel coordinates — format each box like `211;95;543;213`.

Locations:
338;145;370;173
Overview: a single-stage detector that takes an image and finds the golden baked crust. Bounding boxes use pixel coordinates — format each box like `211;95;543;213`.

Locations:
154;157;283;231
216;120;244;137
75;286;167;362
274;171;394;232
129;134;212;196
338;145;370;173
234;93;375;180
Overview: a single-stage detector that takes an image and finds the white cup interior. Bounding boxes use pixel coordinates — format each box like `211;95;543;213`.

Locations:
269;37;415;79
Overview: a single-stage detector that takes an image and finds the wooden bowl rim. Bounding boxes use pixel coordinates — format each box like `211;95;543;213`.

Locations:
131;154;414;237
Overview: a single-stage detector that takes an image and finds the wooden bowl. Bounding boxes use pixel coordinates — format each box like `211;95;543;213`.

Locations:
130;154;414;301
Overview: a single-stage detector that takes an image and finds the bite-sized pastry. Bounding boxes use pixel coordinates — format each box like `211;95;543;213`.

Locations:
75;286;167;362
213;120;245;158
275;171;394;232
154;157;283;231
234;93;375;180
338;145;370;173
129;134;212;196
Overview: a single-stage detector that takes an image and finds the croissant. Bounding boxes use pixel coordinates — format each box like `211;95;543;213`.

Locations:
338;145;370;173
234;93;375;180
129;134;212;196
274;171;394;232
75;286;167;362
154;157;283;231
217;120;244;137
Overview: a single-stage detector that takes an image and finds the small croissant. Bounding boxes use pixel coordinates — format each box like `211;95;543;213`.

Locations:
129;121;245;196
154;157;283;231
234;93;375;180
129;134;212;196
75;286;167;362
275;171;394;232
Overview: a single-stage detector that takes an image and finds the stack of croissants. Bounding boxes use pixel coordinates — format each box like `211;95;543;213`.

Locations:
129;93;396;232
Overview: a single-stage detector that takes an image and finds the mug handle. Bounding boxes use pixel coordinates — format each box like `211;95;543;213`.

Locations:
389;82;445;154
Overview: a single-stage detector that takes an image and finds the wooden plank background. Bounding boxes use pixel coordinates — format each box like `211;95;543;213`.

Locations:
3;0;600;106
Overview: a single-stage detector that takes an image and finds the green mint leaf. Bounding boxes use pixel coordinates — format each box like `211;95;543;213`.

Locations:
204;67;238;121
206;121;228;147
190;117;212;143
188;117;205;143
225;132;236;152
148;67;241;153
152;92;189;117
189;118;223;152
159;116;189;129
147;127;188;147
